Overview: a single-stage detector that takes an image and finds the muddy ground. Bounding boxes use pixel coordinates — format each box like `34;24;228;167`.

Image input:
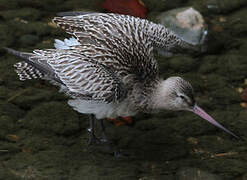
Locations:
0;0;247;179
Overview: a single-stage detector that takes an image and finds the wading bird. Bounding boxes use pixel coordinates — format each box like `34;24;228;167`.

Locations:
4;13;239;151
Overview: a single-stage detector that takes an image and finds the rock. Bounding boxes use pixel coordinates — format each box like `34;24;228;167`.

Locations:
24;102;80;135
156;7;208;46
176;167;223;180
19;34;39;47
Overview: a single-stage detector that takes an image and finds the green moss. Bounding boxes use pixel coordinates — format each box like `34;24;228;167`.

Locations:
0;55;26;88
216;54;247;83
156;55;172;77
227;8;247;37
204;74;228;90
0;102;25;120
168;55;198;73
147;11;160;23
63;0;103;11
207;0;247;14
243;173;247;180
209;87;240;106
198;55;219;74
19;34;40;47
187;0;208;14
30;0;67;12
0;116;16;138
9;87;65;109
133;129;188;161
24;101;80;135
0;8;42;21
203;74;240;107
183;73;204;92
176;167;222;180
0;167;20;180
0;86;8;100
18;22;52;37
0;0;18;10
142;0;185;12
238;38;247;56
237;110;247;136
0;24;15;47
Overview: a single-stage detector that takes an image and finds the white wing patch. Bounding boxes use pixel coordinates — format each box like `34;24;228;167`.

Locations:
54;37;80;49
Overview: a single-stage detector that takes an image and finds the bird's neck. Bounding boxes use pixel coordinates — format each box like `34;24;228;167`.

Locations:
130;79;172;112
148;79;174;111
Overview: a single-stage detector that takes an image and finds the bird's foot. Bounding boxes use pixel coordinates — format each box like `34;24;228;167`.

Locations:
88;135;101;145
106;116;133;126
113;148;131;158
121;116;133;124
87;131;112;145
88;136;131;158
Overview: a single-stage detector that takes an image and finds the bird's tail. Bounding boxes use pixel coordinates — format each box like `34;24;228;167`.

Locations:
4;47;44;81
14;61;44;81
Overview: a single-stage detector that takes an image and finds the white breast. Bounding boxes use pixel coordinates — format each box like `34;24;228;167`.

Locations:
67;98;137;119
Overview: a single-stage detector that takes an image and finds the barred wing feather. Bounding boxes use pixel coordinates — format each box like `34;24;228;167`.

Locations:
33;49;126;103
53;14;158;82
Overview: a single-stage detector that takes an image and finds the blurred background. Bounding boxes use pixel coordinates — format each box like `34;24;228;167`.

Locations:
0;0;247;179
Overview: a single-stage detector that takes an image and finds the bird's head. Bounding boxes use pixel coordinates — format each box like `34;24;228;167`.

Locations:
152;77;194;111
152;76;239;139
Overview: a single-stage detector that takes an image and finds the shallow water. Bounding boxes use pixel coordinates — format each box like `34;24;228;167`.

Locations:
0;0;247;179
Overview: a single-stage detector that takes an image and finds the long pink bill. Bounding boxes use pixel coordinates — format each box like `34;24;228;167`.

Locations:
193;104;239;139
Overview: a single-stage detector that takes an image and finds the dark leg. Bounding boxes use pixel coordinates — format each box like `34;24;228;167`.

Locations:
88;114;100;145
88;116;130;157
99;119;109;143
99;119;129;157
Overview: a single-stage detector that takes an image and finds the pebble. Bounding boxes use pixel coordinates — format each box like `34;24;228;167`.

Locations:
156;7;208;46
